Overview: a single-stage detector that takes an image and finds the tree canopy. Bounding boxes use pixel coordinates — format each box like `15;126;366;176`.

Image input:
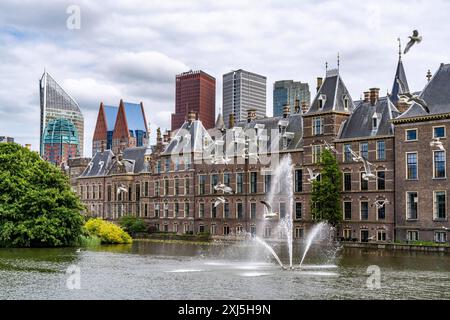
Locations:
310;148;342;227
0;143;85;247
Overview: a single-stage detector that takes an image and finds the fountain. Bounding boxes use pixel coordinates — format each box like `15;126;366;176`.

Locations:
299;221;328;267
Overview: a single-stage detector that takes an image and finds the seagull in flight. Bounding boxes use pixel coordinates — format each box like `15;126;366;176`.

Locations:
98;160;105;171
374;199;390;209
323;140;337;153
404;30;422;54
348;147;363;162
214;183;234;194
117;184;128;196
430;138;445;151
307;168;320;183
399;93;430;113
260;201;278;219
361;158;376;180
214;197;226;207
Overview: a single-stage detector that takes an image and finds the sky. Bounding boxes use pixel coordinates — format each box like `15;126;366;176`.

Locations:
1;0;450;157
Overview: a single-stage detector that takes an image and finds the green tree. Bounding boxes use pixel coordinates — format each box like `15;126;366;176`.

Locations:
118;215;147;236
310;148;342;227
0;143;85;247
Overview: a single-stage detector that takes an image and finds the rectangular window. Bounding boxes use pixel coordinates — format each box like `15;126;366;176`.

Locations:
344;202;352;220
144;182;149;197
407;230;419;242
280;203;286;219
295;169;302;192
144;203;148;217
344;144;352;162
199;203;205;218
174;179;179;195
163;203;169;218
211;224;216;235
237;203;243;219
343;229;352;241
434;126;446;139
264;227;272;238
295;202;302;220
312;145;322;163
223;173;231;187
295;228;304;239
199;225;205;233
184;178;189;195
434;231;447;243
377;205;386;220
250;226;256;237
313;117;323;135
211;174;219;194
250;172;257;193
184;202;190;218
360;142;368;160
199;175;206;195
163;180;169;196
406;129;417;141
174;202;179;218
155;181;160;197
154;204;160;217
377;230;386;242
360;201;369;220
360;172;368;190
344;172;352;191
377;171;385;190
156;160;161;174
406;192;418;220
377;140;385;160
250;203;256;219
135;185;140;201
434;191;446;220
224;202;230;218
211;204;217;218
107;185;111;201
184;156;191;170
236;173;244;193
434;151;446;178
406;153;418;180
223;226;230;235
264;174;271;193
165;158;170;172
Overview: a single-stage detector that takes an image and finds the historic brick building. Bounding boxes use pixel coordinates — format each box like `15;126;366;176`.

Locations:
74;59;450;244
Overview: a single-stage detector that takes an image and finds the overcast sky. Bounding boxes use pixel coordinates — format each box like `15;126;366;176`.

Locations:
1;0;449;157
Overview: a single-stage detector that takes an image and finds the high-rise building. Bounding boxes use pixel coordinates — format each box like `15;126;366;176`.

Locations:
171;70;216;131
92;100;149;155
42;118;79;165
273;80;310;117
0;136;14;143
223;69;266;127
39;71;84;157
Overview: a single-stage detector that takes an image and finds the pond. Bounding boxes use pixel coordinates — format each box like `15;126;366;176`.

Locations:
0;240;449;299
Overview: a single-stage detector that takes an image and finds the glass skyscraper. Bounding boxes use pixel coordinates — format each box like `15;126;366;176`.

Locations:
273;80;310;117
39;71;84;157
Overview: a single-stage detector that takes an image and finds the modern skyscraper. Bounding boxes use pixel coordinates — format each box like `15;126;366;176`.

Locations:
273;80;310;117
42;118;79;165
39;71;84;157
222;69;266;127
92;100;149;155
171;70;216;131
0;136;14;143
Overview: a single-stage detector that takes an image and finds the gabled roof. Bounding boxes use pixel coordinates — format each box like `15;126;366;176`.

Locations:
163;120;214;155
80;150;114;177
123;147;148;173
390;58;410;105
104;105;118;131
305;69;354;115
395;63;450;120
123;102;147;132
338;97;400;139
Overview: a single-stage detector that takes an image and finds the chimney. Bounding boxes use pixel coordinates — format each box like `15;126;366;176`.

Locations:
156;127;162;145
369;88;380;105
228;113;235;129
301;101;308;114
247;109;256;123
294;99;300;113
316;77;323;92
187;110;197;123
282;104;290;118
363;91;370;102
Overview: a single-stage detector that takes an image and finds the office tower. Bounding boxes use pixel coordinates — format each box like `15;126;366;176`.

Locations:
273;80;310;116
0;136;14;143
222;69;266;127
42;118;79;165
39;71;84;156
171;70;216;131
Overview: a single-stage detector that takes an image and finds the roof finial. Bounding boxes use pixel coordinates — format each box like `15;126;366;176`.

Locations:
337;52;340;71
426;69;432;82
325;61;328;72
397;37;402;61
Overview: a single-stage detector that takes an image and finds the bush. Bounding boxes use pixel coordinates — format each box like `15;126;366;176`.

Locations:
85;218;132;244
0;143;85;247
118;215;147;236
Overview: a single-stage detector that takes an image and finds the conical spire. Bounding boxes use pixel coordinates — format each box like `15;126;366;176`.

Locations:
215;112;225;130
390;41;410;105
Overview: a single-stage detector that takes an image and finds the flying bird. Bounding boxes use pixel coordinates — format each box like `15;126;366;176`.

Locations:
374;199;390;209
361;158;376;180
323;140;337;153
214;183;234;194
214;197;226;207
260;201;279;219
307;168;320;183
399;93;430;113
404;30;422;54
348;147;363;162
117;184;128;195
430;138;445;151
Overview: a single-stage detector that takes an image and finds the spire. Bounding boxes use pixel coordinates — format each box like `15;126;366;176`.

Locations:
397;37;402;61
215;113;225;130
337;52;340;71
390;41;410;106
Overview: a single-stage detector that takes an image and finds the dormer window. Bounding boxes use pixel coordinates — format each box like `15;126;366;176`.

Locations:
343;95;349;110
318;94;326;110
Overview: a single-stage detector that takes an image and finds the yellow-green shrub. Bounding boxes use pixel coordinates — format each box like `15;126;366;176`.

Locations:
85;218;132;244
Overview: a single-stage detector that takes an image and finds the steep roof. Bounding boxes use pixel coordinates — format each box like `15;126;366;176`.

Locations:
395;63;450;120
305;69;354;115
104;105;118;131
80;150;114;177
390;58;410;105
338;97;400;139
163;120;214;155
123;102;147;132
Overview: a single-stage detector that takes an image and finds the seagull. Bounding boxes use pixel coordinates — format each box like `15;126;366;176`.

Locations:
323;140;337;153
399;93;430;113
87;161;94;173
214;183;234;194
260;201;279;219
214;197;226;207
430;138;445;151
361;158;376;180
368;235;376;241
307;168;320;183
348;147;363;162
117;184;128;195
404;30;422;54
374;200;390;209
98;160;105;171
